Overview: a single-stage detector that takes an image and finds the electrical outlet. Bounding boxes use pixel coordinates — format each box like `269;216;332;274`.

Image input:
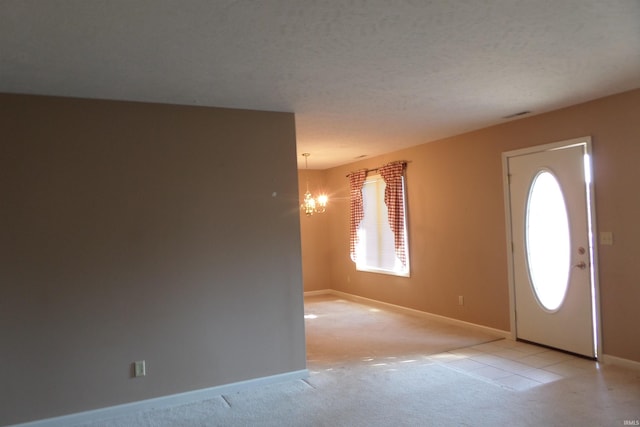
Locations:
134;360;146;377
458;296;464;306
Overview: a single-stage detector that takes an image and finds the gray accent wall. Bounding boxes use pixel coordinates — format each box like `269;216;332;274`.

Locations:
0;94;306;426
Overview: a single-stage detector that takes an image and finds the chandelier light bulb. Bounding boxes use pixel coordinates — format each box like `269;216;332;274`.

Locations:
300;153;328;216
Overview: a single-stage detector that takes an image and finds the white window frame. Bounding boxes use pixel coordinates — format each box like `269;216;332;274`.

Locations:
355;174;410;277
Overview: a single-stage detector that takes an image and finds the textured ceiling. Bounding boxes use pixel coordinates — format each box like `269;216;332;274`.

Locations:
1;0;639;169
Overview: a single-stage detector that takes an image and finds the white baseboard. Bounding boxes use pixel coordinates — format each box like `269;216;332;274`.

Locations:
9;369;309;427
601;354;640;371
303;289;333;297
327;289;510;339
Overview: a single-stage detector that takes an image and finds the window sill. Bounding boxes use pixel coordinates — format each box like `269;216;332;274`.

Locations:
356;266;410;278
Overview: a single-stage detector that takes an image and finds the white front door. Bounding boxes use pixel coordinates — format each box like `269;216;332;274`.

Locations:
505;139;598;358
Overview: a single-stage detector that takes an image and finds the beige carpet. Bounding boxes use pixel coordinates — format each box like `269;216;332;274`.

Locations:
77;293;640;426
304;294;500;367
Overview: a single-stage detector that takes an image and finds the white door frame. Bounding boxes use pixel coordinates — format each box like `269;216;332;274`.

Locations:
502;136;602;359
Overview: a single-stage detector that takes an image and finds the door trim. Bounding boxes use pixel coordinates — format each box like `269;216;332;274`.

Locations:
501;136;602;359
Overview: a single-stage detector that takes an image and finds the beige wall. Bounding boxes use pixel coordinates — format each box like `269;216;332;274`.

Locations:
298;169;331;292
300;89;640;363
0;94;306;426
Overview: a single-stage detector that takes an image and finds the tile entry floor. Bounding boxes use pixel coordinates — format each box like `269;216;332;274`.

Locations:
432;338;599;391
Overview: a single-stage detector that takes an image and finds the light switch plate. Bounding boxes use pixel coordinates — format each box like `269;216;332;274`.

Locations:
600;232;613;246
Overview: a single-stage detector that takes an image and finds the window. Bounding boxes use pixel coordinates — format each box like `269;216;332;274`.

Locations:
355;173;410;277
525;170;571;311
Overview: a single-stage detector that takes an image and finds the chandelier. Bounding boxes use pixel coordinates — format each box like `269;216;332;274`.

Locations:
300;153;328;216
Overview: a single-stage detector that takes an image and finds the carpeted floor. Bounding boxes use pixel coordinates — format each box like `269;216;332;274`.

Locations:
78;294;640;427
304;294;500;366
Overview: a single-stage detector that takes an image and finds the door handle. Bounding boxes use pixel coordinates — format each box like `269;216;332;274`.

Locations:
574;261;587;269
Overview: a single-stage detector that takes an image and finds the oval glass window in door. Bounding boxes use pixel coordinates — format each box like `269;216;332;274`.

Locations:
525;171;571;311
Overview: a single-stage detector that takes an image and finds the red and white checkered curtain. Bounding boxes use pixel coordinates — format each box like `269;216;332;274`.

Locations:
348;169;367;262
379;162;407;266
